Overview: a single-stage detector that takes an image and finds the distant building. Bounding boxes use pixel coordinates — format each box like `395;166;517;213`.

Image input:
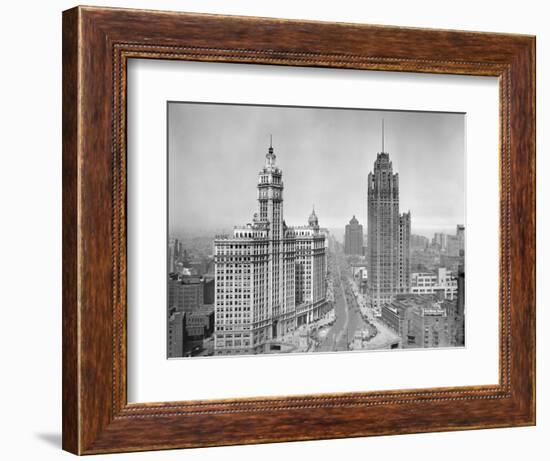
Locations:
456;224;465;255
366;131;412;315
168;238;182;273
167;311;187;358
168;273;204;313
446;235;460;257
432;232;447;250
410;234;429;251
188;259;207;275
439;254;462;275
412;225;465;275
432;226;465;258
441;225;466;273
411;267;458;300
410;248;440;273
344;215;364;255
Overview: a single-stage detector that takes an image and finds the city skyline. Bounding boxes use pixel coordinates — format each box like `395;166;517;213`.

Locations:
168;103;465;237
167;102;465;358
169;225;462;245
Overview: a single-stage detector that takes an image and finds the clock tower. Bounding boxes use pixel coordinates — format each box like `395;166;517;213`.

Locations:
257;137;285;337
257;136;284;239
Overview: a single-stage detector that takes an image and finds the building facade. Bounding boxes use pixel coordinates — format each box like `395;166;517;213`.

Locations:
398;211;411;293
168;273;204;313
295;211;328;326
344;215;364;255
381;294;460;348
446;235;460;257
432;232;448;251
453;271;465;346
168;238;179;273
409;301;454;348
432;225;465;258
186;306;215;339
411;267;458;300
367;149;412;316
410;234;429;251
456;224;465;255
213;142;328;355
167;311;187;358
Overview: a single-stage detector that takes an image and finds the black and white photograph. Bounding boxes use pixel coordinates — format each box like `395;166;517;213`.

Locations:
167;102;466;358
2;0;543;459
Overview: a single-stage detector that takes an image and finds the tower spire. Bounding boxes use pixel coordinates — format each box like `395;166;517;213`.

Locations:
268;134;274;155
382;118;385;153
266;134;276;167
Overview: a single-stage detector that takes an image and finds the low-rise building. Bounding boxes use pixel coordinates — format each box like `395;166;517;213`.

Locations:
381;294;462;348
167;311;187;358
186;305;215;339
411;267;458;300
168;273;204;313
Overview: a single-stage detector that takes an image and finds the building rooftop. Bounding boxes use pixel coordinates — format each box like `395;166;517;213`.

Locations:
168;273;203;284
348;215;360;225
191;305;214;316
384;294;449;317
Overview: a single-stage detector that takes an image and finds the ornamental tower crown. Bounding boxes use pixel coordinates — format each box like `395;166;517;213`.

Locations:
308;206;319;228
257;136;284;236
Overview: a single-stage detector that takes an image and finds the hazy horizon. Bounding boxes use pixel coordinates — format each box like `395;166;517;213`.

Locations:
170;226;461;244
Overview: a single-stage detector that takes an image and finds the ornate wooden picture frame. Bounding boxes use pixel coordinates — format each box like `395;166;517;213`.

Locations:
62;5;535;455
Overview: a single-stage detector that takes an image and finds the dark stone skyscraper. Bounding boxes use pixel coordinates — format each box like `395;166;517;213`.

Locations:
344;215;364;255
367;125;411;316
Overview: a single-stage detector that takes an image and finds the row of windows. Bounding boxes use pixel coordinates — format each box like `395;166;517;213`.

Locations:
259;174;281;184
216;340;251;348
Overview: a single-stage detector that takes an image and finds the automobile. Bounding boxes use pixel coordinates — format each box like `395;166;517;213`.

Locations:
191;345;202;356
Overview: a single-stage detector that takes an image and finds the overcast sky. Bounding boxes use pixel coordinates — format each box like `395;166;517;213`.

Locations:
168;102;465;239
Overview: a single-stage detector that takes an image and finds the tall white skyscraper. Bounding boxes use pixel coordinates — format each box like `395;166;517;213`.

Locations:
214;141;328;355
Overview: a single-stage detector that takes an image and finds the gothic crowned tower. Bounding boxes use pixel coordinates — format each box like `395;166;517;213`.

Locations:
367;122;411;316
